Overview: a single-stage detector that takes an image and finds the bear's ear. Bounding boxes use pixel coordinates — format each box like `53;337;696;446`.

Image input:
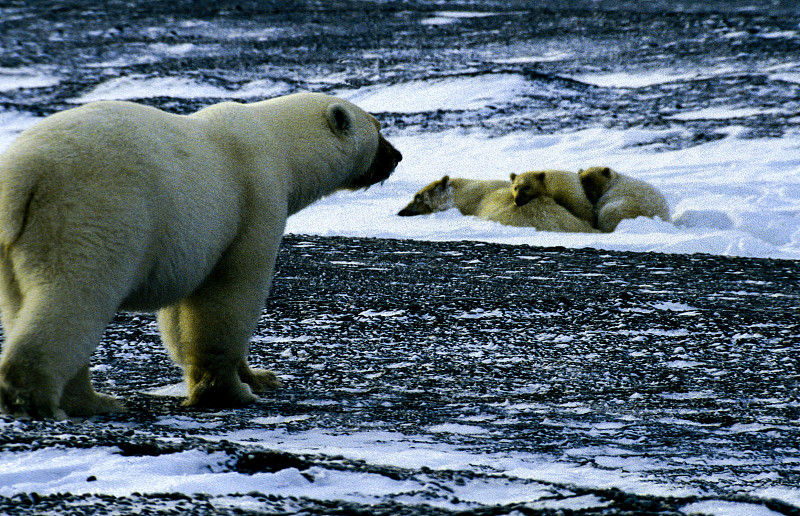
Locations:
601;167;611;176
326;103;352;136
510;173;517;181
441;175;450;186
535;172;546;182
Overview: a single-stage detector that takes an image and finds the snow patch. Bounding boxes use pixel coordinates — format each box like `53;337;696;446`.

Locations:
0;66;61;92
338;73;532;113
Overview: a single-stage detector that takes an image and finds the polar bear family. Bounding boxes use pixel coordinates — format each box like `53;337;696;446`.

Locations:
0;89;669;419
0;93;401;418
399;167;670;233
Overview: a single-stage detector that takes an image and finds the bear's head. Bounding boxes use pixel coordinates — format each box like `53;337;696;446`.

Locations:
327;102;402;190
268;93;401;196
398;176;455;216
578;166;616;204
509;171;547;207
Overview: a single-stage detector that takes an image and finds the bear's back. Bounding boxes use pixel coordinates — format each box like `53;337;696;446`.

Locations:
544;170;595;223
451;178;510;215
601;175;670;219
477;189;595;232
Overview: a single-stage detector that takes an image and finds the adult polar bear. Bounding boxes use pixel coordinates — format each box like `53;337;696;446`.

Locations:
0;92;402;419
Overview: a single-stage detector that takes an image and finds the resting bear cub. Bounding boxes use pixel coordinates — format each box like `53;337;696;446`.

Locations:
398;176;595;233
509;170;595;226
476;188;596;232
0;92;402;419
579;166;670;232
397;175;509;216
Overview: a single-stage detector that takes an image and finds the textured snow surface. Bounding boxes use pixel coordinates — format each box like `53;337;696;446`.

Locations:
1;1;799;514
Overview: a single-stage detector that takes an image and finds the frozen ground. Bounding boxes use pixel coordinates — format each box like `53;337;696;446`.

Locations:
0;1;799;515
1;235;799;515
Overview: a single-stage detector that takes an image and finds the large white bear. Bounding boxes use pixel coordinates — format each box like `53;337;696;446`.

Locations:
0;92;402;419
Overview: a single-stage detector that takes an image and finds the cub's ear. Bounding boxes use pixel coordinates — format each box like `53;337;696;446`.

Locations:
441;175;450;186
326;104;351;136
535;172;546;182
602;167;612;176
510;173;517;181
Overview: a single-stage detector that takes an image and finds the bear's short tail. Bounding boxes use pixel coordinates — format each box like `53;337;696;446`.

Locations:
0;165;38;254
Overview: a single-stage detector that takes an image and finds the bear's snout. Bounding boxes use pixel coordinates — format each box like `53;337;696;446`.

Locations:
351;135;401;190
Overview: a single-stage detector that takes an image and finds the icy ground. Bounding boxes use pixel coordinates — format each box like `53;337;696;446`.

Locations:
0;1;799;515
1;235;799;515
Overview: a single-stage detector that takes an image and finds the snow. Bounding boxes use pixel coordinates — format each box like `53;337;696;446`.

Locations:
669;106;788;120
2;70;799;260
0;66;61;92
0;62;798;512
285;125;800;260
420;11;499;25
680;500;785;516
337;73;533;113
570;66;741;88
73;74;292;103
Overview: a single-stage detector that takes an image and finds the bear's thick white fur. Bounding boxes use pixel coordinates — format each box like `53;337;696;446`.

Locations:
0;92;401;419
398;176;509;216
475;188;596;232
579;166;670;232
510;170;595;225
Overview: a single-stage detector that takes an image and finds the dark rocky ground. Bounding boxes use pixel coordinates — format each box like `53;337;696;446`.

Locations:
1;1;800;514
1;235;799;515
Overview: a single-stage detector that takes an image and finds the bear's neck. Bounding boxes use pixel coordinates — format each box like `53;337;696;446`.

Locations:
285;162;350;216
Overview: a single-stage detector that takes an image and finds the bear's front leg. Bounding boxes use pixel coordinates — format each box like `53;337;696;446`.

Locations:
158;303;259;408
184;360;257;408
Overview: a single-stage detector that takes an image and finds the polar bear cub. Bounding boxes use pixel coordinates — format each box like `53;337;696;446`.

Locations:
398;175;595;232
0;92;402;419
579;166;670;232
509;170;595;225
398;176;510;216
475;188;596;232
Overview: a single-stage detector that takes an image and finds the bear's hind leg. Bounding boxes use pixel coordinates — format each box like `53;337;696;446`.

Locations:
597;198;631;233
0;297;114;419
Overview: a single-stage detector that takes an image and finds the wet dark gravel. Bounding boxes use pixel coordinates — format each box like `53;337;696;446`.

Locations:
1;235;799;515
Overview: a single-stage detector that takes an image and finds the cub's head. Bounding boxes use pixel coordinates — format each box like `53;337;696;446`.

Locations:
398;176;455;216
322;98;402;190
509;171;547;207
578;166;617;204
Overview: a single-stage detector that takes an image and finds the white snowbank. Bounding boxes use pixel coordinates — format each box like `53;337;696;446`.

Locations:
0;67;61;92
286;126;800;260
337;73;532;113
73;75;292;103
